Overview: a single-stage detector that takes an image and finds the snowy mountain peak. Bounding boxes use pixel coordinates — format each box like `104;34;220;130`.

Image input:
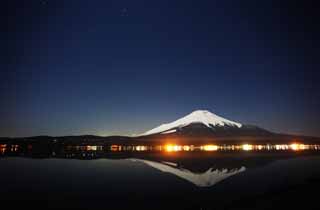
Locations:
139;110;242;136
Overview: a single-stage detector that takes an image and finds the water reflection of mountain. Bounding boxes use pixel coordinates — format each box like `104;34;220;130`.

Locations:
3;144;319;190
130;158;245;187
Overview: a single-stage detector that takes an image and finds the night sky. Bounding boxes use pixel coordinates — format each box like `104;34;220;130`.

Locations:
2;0;320;137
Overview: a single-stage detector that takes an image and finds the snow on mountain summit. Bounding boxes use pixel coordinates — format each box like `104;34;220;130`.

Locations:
139;110;242;136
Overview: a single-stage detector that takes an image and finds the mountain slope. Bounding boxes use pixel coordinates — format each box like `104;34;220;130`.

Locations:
134;110;275;142
139;110;242;136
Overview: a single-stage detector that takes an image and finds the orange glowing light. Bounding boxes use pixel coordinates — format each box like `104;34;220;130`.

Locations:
0;144;5;154
299;144;306;150
111;145;121;151
290;143;306;151
290;143;299;151
242;144;253;151
183;145;190;151
165;144;181;152
201;145;218;151
165;144;173;152
86;146;97;151
136;146;147;151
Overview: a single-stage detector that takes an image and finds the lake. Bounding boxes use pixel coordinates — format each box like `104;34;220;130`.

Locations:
1;147;320;210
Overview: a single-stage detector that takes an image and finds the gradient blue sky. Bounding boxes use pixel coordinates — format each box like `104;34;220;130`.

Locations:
2;0;319;137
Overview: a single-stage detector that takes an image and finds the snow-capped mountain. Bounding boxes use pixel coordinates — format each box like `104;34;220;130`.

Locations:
139;110;242;136
135;110;275;141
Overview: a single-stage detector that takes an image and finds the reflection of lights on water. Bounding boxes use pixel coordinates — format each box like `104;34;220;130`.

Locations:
242;144;253;151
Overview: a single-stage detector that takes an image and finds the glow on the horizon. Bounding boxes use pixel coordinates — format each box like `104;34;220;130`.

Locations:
202;145;218;151
111;145;121;151
290;143;299;150
0;144;6;154
102;143;320;153
183;145;190;151
290;143;306;151
135;146;147;151
242;144;253;151
86;146;97;151
165;144;182;152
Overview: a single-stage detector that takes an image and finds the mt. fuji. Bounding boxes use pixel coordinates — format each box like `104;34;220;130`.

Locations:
139;110;242;136
136;110;272;141
3;110;319;145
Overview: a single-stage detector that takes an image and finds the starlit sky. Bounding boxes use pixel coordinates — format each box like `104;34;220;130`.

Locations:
2;0;319;137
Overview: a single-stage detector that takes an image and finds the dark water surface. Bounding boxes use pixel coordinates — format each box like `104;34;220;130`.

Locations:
1;152;320;210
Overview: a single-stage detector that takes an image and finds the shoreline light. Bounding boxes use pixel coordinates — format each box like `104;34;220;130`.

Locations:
102;143;320;153
183;145;190;151
135;146;147;151
202;145;218;151
165;144;182;152
290;143;306;151
242;144;253;151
